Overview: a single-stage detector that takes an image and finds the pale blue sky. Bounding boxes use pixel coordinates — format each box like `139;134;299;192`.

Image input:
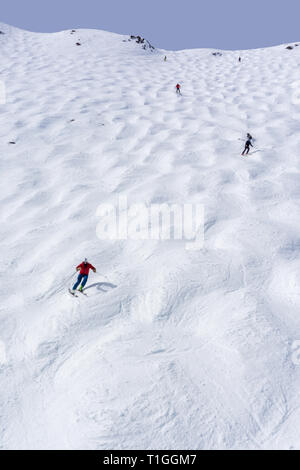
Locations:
1;0;299;51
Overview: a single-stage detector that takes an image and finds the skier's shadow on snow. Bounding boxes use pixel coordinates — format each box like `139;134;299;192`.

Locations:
84;282;117;293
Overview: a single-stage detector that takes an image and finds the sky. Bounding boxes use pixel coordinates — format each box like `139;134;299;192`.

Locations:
1;0;300;51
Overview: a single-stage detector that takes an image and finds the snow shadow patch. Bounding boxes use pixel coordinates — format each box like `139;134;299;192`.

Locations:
84;282;117;293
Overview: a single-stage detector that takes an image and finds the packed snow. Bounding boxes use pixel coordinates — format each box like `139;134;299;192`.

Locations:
1;22;300;450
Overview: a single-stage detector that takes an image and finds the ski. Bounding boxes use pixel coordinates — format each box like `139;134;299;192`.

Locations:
78;290;88;296
68;288;78;297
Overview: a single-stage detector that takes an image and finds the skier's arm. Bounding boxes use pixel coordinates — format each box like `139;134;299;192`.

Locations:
89;263;96;273
76;264;82;271
250;142;253;147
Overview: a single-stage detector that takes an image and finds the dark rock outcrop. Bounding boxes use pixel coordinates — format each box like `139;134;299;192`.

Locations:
128;35;155;51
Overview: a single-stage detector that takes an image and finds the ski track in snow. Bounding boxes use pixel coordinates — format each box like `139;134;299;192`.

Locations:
1;23;300;449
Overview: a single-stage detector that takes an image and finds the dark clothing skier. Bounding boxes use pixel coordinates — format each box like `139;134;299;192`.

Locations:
242;139;253;155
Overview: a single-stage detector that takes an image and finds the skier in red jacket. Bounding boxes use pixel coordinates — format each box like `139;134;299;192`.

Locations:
72;258;96;292
176;83;181;94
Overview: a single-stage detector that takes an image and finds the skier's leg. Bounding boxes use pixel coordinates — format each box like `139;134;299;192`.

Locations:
73;274;83;290
81;275;88;288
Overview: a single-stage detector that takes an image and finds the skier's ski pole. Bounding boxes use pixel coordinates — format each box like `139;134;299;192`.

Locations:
66;271;77;287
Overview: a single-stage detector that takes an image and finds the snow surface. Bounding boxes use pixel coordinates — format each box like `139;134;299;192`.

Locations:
1;22;300;450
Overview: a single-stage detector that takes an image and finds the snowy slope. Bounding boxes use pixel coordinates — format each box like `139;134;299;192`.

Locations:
1;22;300;449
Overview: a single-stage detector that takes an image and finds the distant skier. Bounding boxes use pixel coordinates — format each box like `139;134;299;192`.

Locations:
176;83;181;94
71;258;96;293
164;55;167;61
242;137;253;155
238;57;241;62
